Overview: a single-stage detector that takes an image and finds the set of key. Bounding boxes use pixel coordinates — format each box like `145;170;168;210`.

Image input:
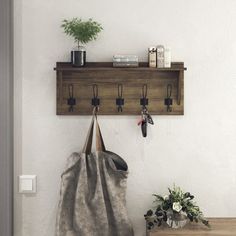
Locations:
138;107;154;137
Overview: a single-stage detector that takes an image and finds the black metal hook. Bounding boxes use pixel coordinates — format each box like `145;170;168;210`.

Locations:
118;84;123;98
69;84;74;98
93;84;98;98
164;84;173;112
91;84;100;111
167;84;172;98
116;84;124;112
140;84;149;108
67;84;76;112
142;84;147;98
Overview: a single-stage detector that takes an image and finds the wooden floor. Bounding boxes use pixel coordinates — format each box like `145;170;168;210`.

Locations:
147;218;236;236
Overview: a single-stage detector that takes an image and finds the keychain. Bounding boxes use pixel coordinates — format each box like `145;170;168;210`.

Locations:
138;84;154;137
138;106;154;137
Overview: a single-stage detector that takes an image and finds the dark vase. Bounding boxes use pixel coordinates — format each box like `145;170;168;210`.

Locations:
71;46;86;67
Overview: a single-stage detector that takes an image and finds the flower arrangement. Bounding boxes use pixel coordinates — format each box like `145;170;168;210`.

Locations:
144;185;210;230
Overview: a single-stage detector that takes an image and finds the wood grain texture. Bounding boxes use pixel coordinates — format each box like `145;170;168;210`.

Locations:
54;62;186;115
147;218;236;236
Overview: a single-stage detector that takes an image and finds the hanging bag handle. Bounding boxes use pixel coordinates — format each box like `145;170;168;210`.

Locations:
95;115;106;152
82;109;95;154
82;108;106;154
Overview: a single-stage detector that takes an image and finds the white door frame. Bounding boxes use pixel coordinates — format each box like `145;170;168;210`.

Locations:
0;0;13;235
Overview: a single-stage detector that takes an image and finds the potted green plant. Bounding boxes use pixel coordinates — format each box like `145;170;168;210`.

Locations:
61;18;103;67
144;185;210;230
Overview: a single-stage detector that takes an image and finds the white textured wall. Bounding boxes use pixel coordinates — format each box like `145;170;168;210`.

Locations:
14;0;236;236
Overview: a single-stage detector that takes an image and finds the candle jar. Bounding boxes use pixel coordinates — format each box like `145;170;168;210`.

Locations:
71;46;86;67
156;45;165;68
148;47;157;68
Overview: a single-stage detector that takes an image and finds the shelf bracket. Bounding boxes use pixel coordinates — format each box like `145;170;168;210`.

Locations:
58;71;63;106
177;70;184;105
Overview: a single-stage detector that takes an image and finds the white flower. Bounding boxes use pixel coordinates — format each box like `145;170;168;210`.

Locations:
172;202;182;212
163;195;169;200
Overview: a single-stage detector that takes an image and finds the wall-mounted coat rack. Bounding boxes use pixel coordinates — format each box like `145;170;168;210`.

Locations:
54;62;186;115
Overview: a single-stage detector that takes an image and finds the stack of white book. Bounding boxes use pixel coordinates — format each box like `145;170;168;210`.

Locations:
113;55;139;67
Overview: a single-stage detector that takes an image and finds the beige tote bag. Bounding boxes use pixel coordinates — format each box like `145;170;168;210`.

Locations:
55;114;134;236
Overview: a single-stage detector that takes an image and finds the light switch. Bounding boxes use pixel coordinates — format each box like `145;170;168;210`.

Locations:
19;175;37;193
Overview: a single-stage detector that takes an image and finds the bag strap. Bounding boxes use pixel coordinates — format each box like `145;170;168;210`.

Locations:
95;115;106;152
82;115;95;154
82;109;106;154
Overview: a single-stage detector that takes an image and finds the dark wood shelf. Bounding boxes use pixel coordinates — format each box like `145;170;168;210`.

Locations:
54;62;186;115
54;62;186;72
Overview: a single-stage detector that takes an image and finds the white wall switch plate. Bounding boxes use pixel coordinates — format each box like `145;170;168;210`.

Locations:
19;175;37;193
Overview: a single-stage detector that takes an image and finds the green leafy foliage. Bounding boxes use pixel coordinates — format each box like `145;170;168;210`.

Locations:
61;18;103;47
144;185;210;230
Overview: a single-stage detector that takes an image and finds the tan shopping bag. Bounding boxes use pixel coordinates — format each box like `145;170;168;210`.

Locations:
56;114;134;236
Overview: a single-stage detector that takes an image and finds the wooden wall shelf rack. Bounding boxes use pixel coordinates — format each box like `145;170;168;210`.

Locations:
54;62;186;115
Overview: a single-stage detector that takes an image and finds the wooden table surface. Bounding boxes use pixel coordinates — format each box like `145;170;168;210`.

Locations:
147;218;236;236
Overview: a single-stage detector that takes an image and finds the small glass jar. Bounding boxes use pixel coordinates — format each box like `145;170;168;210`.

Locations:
166;210;188;229
156;45;165;68
148;47;157;68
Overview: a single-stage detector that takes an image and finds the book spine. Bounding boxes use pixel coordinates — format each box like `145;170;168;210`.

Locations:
113;62;139;67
